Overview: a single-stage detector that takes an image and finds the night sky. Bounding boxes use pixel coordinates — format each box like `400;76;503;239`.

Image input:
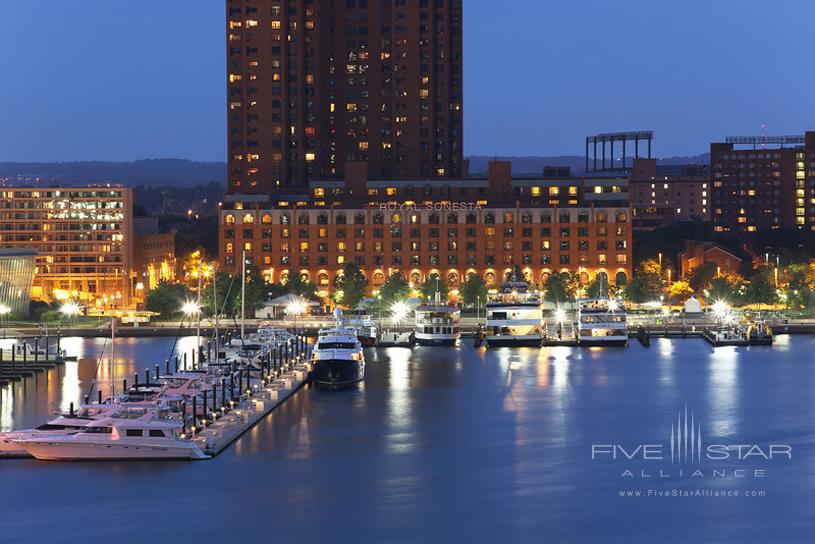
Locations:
1;0;812;162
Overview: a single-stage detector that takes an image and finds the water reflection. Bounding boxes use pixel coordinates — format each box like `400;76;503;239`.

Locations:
707;346;739;437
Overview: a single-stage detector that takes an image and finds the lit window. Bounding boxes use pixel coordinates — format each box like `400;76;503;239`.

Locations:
305;153;316;161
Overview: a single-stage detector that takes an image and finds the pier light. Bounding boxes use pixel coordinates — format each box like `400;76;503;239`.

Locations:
285;298;308;317
554;307;567;324
60;301;82;318
607;299;619;312
0;304;10;317
182;300;201;316
391;301;409;324
712;300;729;319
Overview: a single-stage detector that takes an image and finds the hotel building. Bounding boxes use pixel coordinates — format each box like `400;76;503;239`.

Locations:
710;131;815;232
226;0;463;193
0;187;133;306
629;159;710;230
218;162;633;297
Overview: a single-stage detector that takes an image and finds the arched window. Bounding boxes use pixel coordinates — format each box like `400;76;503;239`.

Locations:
243;213;255;224
280;214;291;225
428;212;440;224
466;212;477;224
391;212;402;224
447;213;458;224
354;213;365;225
373;213;384;224
225;214;236;225
484;213;495;224
317;214;328;225
261;214;272;224
298;213;310;225
615;271;628;286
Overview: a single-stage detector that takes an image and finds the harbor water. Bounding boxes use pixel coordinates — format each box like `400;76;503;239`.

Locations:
1;335;815;543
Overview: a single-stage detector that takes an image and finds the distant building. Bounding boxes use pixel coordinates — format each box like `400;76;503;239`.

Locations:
226;0;464;193
132;217;176;300
678;240;742;279
629;158;710;230
710;131;815;232
218;161;633;297
0;187;133;307
0;248;37;316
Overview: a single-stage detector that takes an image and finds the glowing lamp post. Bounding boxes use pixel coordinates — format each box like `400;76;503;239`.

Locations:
390;301;409;327
60;301;82;323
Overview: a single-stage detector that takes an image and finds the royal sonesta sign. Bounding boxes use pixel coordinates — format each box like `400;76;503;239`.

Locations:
376;201;483;211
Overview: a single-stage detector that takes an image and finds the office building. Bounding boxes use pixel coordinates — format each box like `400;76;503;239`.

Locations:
629;158;710;229
0;187;133;306
710;132;815;232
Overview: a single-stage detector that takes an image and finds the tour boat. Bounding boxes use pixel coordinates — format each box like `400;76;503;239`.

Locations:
341;314;379;347
577;298;628;347
414;304;461;345
311;328;365;389
485;281;544;347
15;415;209;461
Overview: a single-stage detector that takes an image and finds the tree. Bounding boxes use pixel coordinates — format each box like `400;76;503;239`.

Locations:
784;263;815;311
689;261;717;292
707;274;742;305
505;264;527;284
284;271;319;301
460;273;488;309
626;259;664;303
744;266;777;306
667;280;694;304
543;273;572;303
333;262;368;309
146;282;190;320
378;273;410;303
420;272;448;302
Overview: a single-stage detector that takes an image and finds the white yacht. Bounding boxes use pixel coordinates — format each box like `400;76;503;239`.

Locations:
414;304;461;346
311;328;365;389
15;413;209;461
485;281;543;347
0;404;123;457
577;298;628;347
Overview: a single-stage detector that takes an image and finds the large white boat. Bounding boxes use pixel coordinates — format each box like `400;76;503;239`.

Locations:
15;413;209;461
414;304;461;346
577;298;628;347
311;328;365;389
485;282;544;347
0;404;122;457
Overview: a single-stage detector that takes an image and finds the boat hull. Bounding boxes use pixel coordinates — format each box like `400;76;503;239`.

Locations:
485;336;542;347
17;440;208;461
358;336;378;347
415;334;459;346
578;338;629;347
312;359;364;389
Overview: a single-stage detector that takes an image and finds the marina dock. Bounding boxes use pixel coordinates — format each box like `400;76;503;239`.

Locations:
194;357;312;457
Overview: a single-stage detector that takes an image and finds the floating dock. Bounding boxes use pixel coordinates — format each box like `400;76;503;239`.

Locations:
194;357;312;458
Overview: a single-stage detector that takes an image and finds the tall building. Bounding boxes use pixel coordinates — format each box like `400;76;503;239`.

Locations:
710;132;815;232
226;0;463;194
0;187;134;306
218;162;633;297
629;158;710;230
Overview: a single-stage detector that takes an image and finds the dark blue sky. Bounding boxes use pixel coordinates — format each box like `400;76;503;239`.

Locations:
1;0;813;162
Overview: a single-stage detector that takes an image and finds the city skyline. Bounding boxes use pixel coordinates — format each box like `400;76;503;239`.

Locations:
1;0;814;163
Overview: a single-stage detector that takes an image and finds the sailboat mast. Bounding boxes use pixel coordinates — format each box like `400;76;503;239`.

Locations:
241;250;246;341
213;269;219;362
110;316;115;398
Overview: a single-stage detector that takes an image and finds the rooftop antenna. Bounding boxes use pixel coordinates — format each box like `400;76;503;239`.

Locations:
759;123;767;149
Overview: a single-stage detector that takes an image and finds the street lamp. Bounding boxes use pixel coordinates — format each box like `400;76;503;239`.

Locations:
390;301;409;326
0;304;10;337
60;301;82;320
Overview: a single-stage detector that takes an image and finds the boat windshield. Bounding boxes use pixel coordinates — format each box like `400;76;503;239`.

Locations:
83;426;113;434
317;342;357;350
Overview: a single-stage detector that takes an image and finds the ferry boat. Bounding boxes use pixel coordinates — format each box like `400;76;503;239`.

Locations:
341;314;379;347
577;298;628;347
311;328;365;389
414;304;461;345
485;281;544;347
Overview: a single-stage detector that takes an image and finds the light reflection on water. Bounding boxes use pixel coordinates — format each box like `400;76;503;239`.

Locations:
0;335;813;543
